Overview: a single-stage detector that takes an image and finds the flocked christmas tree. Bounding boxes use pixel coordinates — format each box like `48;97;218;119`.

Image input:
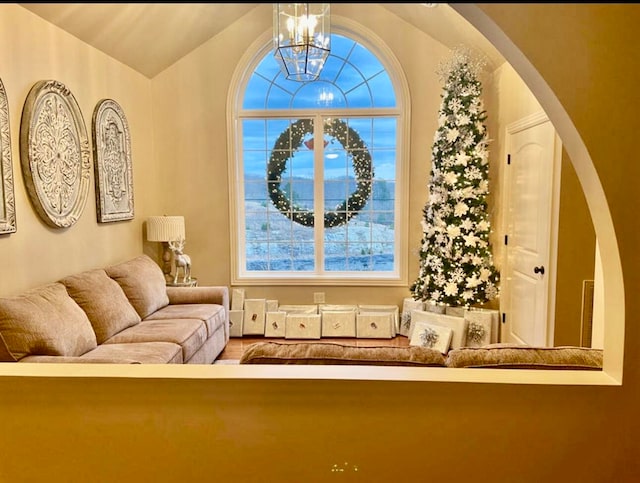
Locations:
410;48;499;308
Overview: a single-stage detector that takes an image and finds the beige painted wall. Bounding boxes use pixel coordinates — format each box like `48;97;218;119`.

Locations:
555;152;596;346
150;3;482;306
0;4;637;482
0;5;161;297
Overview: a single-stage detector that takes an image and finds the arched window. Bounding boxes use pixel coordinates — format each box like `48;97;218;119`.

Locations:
229;29;409;285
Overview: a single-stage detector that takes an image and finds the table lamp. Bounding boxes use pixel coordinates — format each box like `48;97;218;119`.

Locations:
146;215;185;278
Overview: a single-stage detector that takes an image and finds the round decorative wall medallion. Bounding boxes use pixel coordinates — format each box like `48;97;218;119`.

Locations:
19;80;91;228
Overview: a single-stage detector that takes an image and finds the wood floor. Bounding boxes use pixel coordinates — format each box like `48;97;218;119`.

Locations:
217;336;411;360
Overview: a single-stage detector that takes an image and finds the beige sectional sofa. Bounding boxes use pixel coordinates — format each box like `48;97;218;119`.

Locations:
0;255;229;364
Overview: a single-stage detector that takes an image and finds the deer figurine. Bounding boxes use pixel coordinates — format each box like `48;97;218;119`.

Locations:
168;237;192;284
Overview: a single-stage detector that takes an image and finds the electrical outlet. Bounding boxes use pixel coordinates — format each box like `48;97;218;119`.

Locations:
313;292;325;303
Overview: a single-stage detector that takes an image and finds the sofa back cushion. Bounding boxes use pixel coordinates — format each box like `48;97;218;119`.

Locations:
239;341;447;366
61;269;142;343
105;255;169;319
0;282;97;360
0;332;17;362
445;345;603;370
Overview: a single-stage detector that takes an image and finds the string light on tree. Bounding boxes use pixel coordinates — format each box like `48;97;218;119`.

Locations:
410;47;499;308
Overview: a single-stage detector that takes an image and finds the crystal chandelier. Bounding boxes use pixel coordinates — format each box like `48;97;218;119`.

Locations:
273;3;331;82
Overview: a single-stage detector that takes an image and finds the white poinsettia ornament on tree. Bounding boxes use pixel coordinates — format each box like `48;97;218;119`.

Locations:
410;47;499;308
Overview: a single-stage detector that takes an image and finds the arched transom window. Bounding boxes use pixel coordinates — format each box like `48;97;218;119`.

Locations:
229;30;409;285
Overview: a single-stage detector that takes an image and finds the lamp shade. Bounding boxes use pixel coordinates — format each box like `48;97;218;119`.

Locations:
146;216;185;242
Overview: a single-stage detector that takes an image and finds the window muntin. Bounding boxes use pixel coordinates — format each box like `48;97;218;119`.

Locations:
235;32;404;283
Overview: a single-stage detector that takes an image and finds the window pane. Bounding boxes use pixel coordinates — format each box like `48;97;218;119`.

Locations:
244;152;267;180
254;53;282;81
325;242;347;271
245;181;267;204
372;118;396;148
347;118;373;148
316;55;342;83
336;62;365;93
243;119;266;150
350;43;385;80
345;83;372;108
293;82;346;109
268;243;293;271
327;34;356;61
325;180;349;210
266;84;294;109
369;72;396;107
243;75;270;110
245;211;268;241
371;149;396;181
292;243;315;271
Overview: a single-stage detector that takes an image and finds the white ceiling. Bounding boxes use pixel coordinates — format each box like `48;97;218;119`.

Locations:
19;3;504;78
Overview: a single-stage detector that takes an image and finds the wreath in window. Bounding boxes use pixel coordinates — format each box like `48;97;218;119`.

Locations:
267;118;374;228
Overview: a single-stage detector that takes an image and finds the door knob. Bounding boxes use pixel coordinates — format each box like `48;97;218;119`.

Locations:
534;265;545;275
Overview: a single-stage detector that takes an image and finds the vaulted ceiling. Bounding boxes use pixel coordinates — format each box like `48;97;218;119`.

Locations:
19;3;504;78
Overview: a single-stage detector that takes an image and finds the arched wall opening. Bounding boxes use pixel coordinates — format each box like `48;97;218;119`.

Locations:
0;4;624;386
450;4;624;383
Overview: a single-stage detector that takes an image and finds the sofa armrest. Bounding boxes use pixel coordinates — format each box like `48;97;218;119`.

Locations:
166;286;229;310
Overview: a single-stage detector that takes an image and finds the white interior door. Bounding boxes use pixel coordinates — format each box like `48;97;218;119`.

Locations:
502;113;561;346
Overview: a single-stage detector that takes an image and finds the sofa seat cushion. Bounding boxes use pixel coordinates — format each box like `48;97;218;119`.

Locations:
60;269;141;344
445;345;604;370
19;355;143;364
81;342;183;364
20;342;183;364
239;341;447;366
105;255;169;319
104;319;207;362
0;282;97;360
145;304;226;338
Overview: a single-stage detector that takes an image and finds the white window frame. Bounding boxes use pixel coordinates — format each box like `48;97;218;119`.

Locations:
227;21;411;286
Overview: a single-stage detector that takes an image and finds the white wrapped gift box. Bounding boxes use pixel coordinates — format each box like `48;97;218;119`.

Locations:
400;298;424;337
357;304;399;335
265;311;286;338
229;309;244;338
464;309;498;346
278;304;318;314
319;304;358;313
285;314;322;339
242;299;266;335
231;288;245;311
356;312;395;339
409;321;453;354
466;308;500;343
409;310;469;349
445;306;466;318
321;310;357;338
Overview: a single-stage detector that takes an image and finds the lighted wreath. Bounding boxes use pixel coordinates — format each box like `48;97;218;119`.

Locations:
267;118;374;228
